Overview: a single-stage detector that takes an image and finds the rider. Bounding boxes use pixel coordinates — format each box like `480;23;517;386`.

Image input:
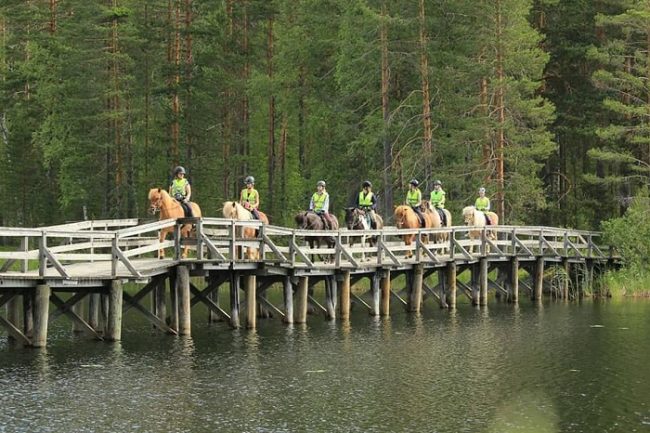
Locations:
475;186;491;225
309;180;333;230
430;179;447;226
406;178;425;226
358;180;377;229
240;176;261;220
169;165;193;217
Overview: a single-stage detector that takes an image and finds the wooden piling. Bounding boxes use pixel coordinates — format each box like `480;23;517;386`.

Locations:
325;276;337;320
106;280;123;341
32;284;50;348
88;293;100;330
563;259;570;300
169;271;179;332
23;293;33;338
177;265;191;335
72;294;85;333
479;258;488;306
283;276;294;324
296;276;309;324
340;271;351;321
534;257;544;301
409;264;423;312
155;278;167;324
380;271;391;316
510;257;519;303
246;275;257;329
471;264;480;305
230;273;241;328
6;295;21;343
447;262;457;309
371;274;381;316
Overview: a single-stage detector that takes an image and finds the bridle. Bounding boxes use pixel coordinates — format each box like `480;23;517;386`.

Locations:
149;194;163;214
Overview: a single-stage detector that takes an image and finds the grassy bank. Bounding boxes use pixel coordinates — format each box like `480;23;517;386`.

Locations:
600;268;650;298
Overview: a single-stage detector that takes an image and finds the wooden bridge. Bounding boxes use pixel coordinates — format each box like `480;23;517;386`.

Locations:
0;218;617;347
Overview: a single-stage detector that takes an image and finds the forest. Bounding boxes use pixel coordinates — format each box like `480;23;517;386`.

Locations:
1;0;648;229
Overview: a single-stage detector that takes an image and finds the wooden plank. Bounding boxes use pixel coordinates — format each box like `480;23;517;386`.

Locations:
189;284;232;322
49;293;104;340
50;292;87;320
350;292;373;312
256;293;285;319
121;279;159;314
42;248;71;278
106;281;123;341
112;246;143;277
378;238;402;266
290;240;314;267
201;233;227;261
262;233;288;262
0;316;31;345
307;294;328;316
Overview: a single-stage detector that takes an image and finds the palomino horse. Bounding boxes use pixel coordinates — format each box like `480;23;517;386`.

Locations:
295;211;340;263
148;188;202;259
222;201;269;260
462;206;499;253
344;207;384;261
422;200;452;245
393;205;435;258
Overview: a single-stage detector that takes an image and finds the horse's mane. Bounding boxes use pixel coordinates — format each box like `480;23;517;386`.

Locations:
148;188;170;201
222;201;252;220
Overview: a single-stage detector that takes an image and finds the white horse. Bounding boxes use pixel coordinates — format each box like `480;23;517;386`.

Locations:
222;201;268;259
462;206;499;253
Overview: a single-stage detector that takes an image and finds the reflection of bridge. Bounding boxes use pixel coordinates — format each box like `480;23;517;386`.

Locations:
0;218;617;347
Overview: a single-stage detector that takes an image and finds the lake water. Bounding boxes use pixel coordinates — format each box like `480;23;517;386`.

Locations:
1;299;649;433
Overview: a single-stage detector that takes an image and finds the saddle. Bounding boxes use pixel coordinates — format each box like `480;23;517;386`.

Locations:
175;195;193;218
436;208;447;226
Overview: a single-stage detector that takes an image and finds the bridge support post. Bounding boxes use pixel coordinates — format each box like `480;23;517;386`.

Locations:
88;293;100;331
325;276;337;320
32;284;50;348
169;269;179;332
534;257;544;301
154;277;167;324
479;258;488;306
563;259;570;300
371;274;381;316
409;264;423;312
447;262;457;309
380;270;391;316
230;272;241;328
471;264;479;305
72;294;85;333
177;266;191;335
246;275;257;329
296;276;308;324
509;258;519;303
340;271;351;320
23;293;34;338
283;276;294;324
6;294;21;345
107;280;123;341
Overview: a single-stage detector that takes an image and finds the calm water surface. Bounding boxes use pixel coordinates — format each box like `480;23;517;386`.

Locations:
1;299;649;433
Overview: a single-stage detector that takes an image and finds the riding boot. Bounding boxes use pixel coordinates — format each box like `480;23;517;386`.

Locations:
252;208;260;220
184;202;193;218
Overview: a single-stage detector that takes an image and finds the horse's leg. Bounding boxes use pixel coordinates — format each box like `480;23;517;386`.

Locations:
159;228;167;259
405;234;413;259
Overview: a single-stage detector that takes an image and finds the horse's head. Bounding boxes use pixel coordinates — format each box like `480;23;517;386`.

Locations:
148;188;164;215
462;206;476;225
420;200;431;212
393;205;410;228
295;212;308;229
344;207;356;229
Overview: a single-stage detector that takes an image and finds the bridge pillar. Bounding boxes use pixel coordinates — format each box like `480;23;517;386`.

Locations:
380;270;391;316
283;276;294;324
246;275;257;329
409;264;423;312
296;276;309;324
32;284;50;348
23;293;34;339
154;277;167;325
563;259;570;300
371;274;381;316
325;276;337;320
339;271;351;320
471;264;479;305
88;293;100;331
72;294;85;333
6;295;21;341
169;268;179;332
447;262;457;309
229;272;241;328
479;258;488;306
106;280;123;341
534;257;544;301
509;258;519;303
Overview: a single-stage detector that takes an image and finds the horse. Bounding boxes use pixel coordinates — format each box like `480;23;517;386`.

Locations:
393;205;435;258
344;207;384;261
422;200;452;245
148;188;202;259
294;211;340;263
222;201;269;260
462;206;499;253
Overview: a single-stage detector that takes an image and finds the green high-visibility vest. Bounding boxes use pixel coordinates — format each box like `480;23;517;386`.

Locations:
241;189;258;207
475;196;490;211
171;178;189;197
358;191;373;207
430;190;445;208
406;189;421;206
311;192;328;212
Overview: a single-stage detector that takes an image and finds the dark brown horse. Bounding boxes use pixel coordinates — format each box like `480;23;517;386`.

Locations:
295;211;340;263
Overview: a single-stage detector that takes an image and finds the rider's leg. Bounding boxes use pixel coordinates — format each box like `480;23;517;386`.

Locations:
252;208;260;220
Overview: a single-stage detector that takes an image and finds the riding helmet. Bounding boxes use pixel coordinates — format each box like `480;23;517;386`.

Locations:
317;180;326;187
174;166;186;175
362;180;372;188
245;176;255;184
409;178;419;186
433;179;442;186
479;187;486;193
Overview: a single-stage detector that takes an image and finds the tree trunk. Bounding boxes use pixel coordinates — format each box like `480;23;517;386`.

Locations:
495;0;506;221
418;0;432;188
380;2;393;216
184;0;193;164
49;0;57;34
267;16;275;214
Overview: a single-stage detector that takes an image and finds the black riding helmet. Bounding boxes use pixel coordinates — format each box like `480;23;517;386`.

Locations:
409;178;419;187
362;180;372;188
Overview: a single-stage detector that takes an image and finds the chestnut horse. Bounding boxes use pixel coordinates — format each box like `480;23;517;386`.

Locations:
422;200;452;244
393;205;435;258
148;188;202;259
222;201;269;260
462;206;499;253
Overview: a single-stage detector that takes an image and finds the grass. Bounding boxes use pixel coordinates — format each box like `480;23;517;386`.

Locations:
600;268;650;298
